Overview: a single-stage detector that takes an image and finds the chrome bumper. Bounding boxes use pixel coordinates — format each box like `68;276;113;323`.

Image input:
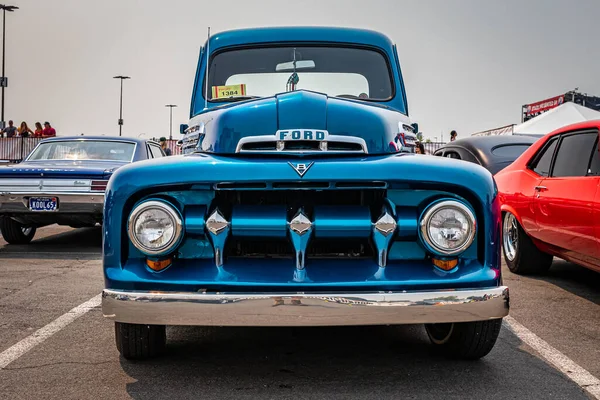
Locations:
102;286;509;327
0;192;104;213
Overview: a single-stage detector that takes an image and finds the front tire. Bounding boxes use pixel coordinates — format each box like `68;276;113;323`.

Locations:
503;212;552;275
425;319;502;360
0;217;36;244
115;322;166;360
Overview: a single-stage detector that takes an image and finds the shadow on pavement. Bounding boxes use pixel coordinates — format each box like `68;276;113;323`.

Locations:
0;226;102;259
119;325;587;399
530;260;600;306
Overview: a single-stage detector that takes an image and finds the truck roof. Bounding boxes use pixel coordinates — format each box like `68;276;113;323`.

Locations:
208;26;394;51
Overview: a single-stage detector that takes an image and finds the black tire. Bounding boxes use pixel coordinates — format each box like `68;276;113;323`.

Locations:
502;212;552;275
115;322;166;360
425;319;502;360
0;217;36;244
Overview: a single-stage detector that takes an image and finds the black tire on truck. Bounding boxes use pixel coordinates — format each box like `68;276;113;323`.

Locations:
502;212;552;275
0;217;36;244
425;319;502;360
115;322;166;360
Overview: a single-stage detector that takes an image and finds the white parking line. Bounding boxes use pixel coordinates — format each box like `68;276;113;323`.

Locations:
0;294;101;369
504;316;600;399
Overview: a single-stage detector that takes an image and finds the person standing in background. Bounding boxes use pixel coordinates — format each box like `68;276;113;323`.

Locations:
1;120;17;138
42;122;56;137
34;122;43;137
18;121;33;137
450;130;457;142
159;137;172;156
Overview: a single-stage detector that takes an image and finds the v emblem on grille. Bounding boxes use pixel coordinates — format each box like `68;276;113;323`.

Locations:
288;162;314;178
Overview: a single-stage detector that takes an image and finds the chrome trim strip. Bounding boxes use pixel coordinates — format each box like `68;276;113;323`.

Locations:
0;178;95;192
102;286;509;326
0;192;104;206
235;134;368;154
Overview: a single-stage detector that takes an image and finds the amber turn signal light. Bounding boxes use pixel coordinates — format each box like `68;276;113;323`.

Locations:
146;258;172;272
432;258;458;271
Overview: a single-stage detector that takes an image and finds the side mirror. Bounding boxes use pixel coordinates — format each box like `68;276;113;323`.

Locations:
411;123;419;133
180;124;188;134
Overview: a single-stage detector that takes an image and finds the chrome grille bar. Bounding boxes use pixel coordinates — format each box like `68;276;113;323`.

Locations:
236;134;368;154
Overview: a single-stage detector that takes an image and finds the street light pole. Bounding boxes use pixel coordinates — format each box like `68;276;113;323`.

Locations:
165;104;177;140
113;75;130;136
0;4;18;130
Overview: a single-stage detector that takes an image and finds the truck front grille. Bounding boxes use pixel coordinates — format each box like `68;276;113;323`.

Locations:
227;237;373;258
214;188;386;208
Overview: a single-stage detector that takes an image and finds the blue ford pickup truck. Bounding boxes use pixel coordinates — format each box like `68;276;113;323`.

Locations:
102;27;509;360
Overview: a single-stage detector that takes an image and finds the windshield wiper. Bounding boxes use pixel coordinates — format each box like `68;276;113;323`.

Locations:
211;96;260;103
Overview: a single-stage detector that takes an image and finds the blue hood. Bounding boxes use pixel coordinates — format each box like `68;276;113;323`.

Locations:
195;90;406;155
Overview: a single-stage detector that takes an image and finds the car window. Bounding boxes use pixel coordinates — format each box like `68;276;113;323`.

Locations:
491;144;531;158
588;142;600;175
149;144;164;158
531;137;558;177
457;149;479;163
445;151;460;159
552;133;598;177
27;140;135;162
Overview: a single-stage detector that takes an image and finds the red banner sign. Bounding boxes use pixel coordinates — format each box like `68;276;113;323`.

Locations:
525;95;564;116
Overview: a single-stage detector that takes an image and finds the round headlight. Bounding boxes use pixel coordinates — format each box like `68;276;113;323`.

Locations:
127;200;183;255
420;200;476;256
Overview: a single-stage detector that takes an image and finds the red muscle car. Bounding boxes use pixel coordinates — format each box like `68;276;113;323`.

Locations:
495;120;600;274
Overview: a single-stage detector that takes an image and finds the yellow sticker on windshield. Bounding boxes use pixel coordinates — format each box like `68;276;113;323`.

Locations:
212;84;246;99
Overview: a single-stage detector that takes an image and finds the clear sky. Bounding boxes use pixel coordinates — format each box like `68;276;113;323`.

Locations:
6;0;600;141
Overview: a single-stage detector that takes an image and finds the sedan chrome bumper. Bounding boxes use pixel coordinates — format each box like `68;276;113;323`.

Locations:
102;286;509;327
0;192;104;214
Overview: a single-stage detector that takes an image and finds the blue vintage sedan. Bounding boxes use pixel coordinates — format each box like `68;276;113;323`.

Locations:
102;27;509;361
0;136;165;244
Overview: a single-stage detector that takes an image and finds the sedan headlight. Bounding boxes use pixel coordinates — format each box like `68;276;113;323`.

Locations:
127;200;183;256
420;200;476;256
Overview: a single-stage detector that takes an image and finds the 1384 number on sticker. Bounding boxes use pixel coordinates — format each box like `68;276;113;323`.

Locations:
212;84;246;99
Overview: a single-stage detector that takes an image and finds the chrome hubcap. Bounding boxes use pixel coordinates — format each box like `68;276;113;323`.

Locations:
503;213;519;261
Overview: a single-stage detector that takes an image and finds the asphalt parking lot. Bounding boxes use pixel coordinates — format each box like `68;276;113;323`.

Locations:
0;225;599;399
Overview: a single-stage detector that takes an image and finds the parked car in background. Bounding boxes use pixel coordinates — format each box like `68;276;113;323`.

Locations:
102;27;508;361
495;120;600;274
0;136;164;244
434;135;539;174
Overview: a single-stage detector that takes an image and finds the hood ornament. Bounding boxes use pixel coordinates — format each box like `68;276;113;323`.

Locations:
288;161;313;178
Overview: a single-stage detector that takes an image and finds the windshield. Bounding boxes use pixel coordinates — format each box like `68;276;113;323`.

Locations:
207;46;393;101
28;141;136;162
